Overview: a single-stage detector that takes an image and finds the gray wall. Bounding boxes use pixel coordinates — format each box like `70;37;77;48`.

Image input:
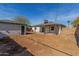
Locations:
0;23;22;38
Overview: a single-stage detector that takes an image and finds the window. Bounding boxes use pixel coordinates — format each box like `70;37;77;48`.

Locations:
51;26;54;30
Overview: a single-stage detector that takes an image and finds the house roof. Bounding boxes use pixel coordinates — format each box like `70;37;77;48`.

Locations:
32;21;66;27
0;20;27;25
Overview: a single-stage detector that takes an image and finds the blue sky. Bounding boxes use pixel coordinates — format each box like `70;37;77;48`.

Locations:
0;3;79;26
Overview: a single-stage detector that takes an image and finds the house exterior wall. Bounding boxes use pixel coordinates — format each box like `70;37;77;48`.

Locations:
32;27;35;32
41;25;62;34
45;26;55;33
0;23;23;38
41;25;55;33
32;27;41;32
44;26;50;33
54;25;62;35
35;27;40;32
58;26;62;34
32;25;62;35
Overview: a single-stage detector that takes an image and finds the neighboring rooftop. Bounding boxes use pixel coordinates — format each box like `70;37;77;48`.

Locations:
32;20;66;27
0;20;27;25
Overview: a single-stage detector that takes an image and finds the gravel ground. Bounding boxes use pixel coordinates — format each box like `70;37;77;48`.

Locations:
10;28;79;56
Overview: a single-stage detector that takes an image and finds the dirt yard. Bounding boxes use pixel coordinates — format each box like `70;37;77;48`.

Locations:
10;28;79;56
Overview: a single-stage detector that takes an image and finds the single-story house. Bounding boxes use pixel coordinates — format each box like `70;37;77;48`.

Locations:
32;20;66;35
0;20;27;39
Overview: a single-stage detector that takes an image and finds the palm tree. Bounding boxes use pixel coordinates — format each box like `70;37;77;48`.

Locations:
67;20;70;27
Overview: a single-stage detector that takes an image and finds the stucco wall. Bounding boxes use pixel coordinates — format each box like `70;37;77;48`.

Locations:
54;25;61;34
32;27;40;32
32;25;62;35
0;23;22;38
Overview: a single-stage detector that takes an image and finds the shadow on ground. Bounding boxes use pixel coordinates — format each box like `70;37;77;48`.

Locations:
0;33;33;56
